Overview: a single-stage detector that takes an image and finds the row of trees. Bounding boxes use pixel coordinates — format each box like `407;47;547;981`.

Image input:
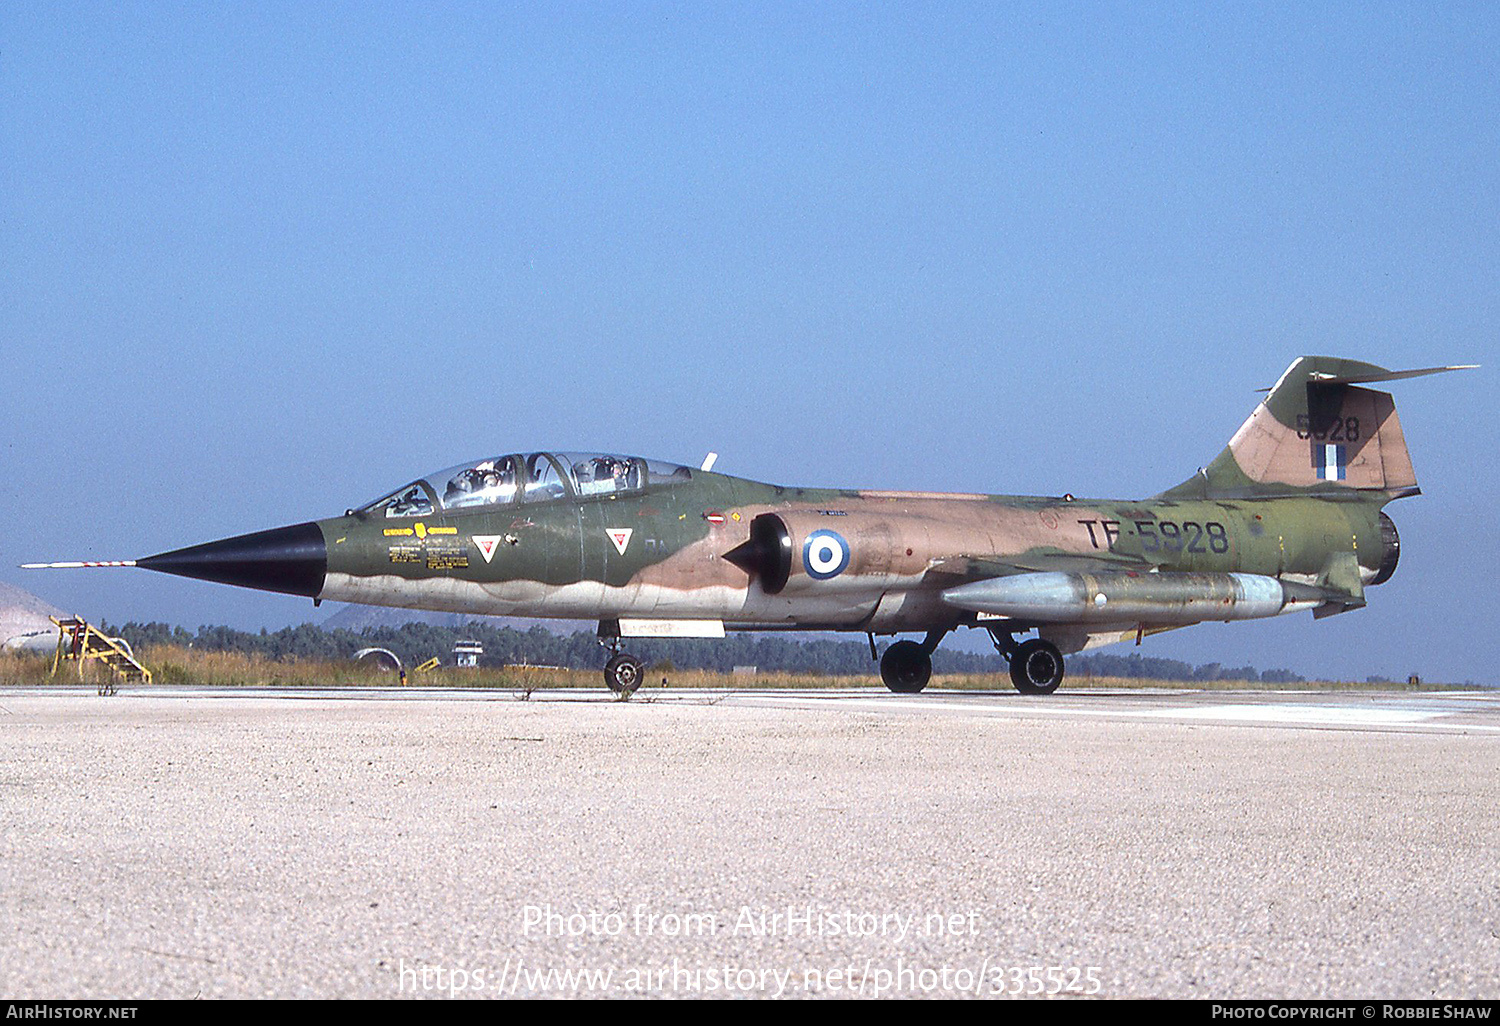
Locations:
103;620;1305;682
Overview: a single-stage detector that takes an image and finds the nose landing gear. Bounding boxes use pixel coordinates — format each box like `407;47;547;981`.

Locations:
604;652;645;695
598;622;644;697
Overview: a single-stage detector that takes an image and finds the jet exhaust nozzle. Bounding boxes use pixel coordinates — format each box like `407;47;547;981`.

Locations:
137;522;327;598
1372;511;1400;586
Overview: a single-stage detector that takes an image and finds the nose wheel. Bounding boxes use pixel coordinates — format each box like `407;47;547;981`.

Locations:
597;622;645;696
604;652;645;695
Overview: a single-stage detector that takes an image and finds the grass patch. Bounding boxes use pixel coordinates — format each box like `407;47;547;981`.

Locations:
0;646;1482;691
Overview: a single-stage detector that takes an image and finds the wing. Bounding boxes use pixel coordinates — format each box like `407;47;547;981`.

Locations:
922;546;1153;585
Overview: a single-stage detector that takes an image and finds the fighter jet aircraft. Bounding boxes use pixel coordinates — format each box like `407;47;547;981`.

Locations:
26;356;1473;694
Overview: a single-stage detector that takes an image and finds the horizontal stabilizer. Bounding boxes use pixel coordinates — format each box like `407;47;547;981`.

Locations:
1260;364;1478;389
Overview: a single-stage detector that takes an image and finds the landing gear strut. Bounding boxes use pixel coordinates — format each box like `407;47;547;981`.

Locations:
988;629;1065;695
598;623;644;696
877;630;948;694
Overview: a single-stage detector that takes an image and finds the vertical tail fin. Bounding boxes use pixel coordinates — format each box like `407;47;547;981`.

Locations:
1160;357;1476;501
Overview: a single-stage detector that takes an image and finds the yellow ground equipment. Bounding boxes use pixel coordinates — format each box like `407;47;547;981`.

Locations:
413;657;441;674
50;616;152;695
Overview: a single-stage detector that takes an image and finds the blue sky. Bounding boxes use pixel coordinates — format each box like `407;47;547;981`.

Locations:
2;3;1494;682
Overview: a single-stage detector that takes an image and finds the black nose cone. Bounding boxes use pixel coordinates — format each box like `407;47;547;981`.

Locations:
138;522;327;598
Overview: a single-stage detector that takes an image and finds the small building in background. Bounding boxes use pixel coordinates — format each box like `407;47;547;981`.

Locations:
452;639;483;667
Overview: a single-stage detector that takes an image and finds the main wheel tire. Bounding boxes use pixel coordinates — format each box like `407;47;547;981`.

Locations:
880;640;932;694
604;653;645;694
1010;639;1064;695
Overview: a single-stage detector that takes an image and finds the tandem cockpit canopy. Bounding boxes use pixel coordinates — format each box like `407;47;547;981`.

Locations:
355;452;694;518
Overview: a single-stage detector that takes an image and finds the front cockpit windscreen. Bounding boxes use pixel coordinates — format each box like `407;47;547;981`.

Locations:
360;483;435;519
357;452;692;516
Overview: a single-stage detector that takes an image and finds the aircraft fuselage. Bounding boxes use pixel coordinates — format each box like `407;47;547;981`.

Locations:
310;481;1395;633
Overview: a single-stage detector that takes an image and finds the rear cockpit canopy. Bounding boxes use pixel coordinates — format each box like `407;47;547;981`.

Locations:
357;452;693;518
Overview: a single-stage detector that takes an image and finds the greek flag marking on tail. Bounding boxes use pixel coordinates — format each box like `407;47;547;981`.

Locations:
1314;443;1346;481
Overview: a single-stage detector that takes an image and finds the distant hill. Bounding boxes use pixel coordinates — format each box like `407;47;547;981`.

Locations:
320;602;590;636
0;581;66;651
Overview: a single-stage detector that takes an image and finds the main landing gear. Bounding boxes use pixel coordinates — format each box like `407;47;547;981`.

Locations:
873;628;1066;695
877;630;947;694
988;629;1065;695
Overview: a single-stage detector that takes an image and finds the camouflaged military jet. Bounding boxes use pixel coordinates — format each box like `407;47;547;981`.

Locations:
26;356;1473;695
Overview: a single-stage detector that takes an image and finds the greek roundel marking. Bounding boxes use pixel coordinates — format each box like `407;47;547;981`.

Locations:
803;529;850;580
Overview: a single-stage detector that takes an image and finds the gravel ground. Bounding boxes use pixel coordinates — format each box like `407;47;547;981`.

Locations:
1;688;1497;999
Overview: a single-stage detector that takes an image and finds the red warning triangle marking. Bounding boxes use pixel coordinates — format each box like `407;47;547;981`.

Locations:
607;528;633;555
473;535;501;563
